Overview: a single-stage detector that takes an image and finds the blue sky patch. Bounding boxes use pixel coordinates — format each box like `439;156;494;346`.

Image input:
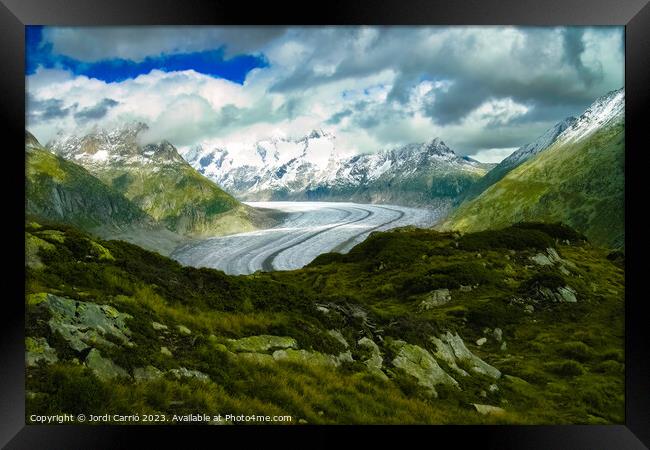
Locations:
25;26;268;84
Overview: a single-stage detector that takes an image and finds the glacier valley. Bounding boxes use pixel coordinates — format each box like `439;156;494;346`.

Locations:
171;201;441;275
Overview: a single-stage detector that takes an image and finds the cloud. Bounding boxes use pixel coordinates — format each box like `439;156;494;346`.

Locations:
469;147;519;164
26;26;624;156
74;98;119;122
42;26;288;62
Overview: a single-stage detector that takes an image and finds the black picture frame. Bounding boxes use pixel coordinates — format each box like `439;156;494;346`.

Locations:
2;0;648;447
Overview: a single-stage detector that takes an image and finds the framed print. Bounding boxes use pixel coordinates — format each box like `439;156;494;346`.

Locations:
1;0;649;447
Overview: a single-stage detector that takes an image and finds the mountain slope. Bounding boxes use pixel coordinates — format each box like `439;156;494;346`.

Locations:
184;133;491;208
26;220;624;424
442;88;624;248
26;131;192;255
47;123;274;236
26;131;151;232
458;117;578;203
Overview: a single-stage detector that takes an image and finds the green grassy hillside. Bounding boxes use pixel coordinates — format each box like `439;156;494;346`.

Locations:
26;221;624;424
26;134;151;232
442;99;624;249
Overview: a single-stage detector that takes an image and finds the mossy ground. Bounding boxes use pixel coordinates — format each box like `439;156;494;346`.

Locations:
25;221;624;424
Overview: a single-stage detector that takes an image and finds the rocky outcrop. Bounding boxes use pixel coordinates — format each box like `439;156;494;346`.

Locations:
272;349;340;367
388;340;459;397
85;348;129;381
358;337;388;380
435;331;501;379
419;289;452;310
31;293;133;352
473;403;506;416
133;365;164;382
227;335;297;353
25;337;58;367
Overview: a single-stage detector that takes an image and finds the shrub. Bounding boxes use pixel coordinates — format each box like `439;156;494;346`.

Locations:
557;341;594;362
459;227;554;251
547;360;584;377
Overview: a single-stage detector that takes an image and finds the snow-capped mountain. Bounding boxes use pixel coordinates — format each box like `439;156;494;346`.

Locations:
45;123;273;237
554;88;624;145
182;132;492;207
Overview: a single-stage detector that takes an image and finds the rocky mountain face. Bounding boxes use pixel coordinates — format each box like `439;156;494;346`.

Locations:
182;132;492;209
46;123;272;236
442;88;625;249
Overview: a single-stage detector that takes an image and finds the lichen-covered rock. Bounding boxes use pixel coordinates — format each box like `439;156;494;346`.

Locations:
327;329;349;348
438;331;501;379
389;340;458;397
177;325;192;335
38;294;133;352
358;337;388;380
152;321;168;331
473;403;506;416
238;352;275;365
169;367;210;382
85;349;129;381
133;365;164;382
272;349;338;367
476;337;487;346
493;328;503;343
428;336;469;377
419;289;451;310
25;337;58;367
227;335;298;353
25;233;55;269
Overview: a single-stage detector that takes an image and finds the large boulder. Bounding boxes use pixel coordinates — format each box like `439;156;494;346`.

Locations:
389;340;458;397
133;365;164;382
33;293;133;352
227;335;297;353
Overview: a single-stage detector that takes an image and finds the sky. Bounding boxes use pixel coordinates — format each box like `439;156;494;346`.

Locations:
25;26;624;163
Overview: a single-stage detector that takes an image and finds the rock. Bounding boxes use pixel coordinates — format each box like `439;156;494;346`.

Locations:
504;375;530;387
493;328;503;343
559;265;571;276
476;337;487;346
169;367;210;382
238;352;275;365
39;294;133;352
389;341;459;397
177;325;192;335
419;289;452;310
335;351;354;364
327;330;349;348
85;349;129;381
524;305;535;314
489;383;499;393
557;286;577;303
25;233;55;269
152;321;168;331
315;306;330;314
133;365;164;382
439;331;501;379
473;404;506;416
227;335;298;353
480;390;487;398
25;337;58;367
358;337;388;380
500;342;507;352
459;285;473;292
161;346;172;356
272;349;339;367
298;419;308;424
428;336;469;377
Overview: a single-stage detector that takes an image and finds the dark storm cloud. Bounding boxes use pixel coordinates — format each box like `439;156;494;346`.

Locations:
27;93;77;122
74;98;119;122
